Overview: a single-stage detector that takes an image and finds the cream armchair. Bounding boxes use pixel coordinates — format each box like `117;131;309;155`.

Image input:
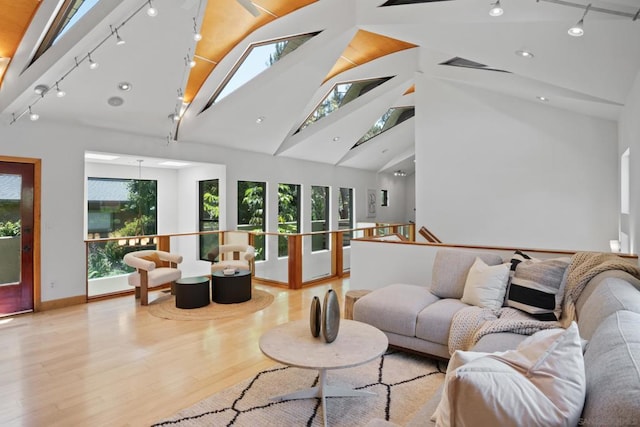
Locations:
123;250;183;305
208;244;255;274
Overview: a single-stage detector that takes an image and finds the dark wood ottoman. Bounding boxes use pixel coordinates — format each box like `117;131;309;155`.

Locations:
175;276;210;309
212;270;251;304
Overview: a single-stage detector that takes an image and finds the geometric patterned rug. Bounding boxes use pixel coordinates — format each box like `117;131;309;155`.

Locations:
152;350;445;427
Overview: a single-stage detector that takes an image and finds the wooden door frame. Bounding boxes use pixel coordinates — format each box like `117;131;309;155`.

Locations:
1;156;41;312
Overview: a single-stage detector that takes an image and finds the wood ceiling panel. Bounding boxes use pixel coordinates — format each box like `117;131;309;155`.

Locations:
324;30;417;83
0;0;41;83
184;0;316;103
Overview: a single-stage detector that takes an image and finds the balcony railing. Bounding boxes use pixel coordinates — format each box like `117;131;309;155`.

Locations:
84;223;415;298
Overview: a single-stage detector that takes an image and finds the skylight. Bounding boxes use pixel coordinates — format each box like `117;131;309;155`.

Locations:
298;76;393;133
31;0;101;63
352;106;415;148
203;32;319;111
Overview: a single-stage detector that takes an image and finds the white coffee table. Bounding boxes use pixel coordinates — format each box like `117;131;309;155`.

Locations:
259;319;388;427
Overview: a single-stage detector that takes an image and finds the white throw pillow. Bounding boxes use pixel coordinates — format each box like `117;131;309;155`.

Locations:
460;257;510;310
435;323;586;427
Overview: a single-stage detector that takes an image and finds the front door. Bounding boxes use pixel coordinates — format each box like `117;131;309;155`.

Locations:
0;161;35;315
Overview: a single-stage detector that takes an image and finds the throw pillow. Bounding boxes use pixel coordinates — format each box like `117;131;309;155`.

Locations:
461;258;510;310
507;255;570;321
434;323;586;427
141;252;161;267
430;249;503;299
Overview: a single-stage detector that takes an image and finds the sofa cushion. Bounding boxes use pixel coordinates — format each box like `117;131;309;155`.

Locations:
353;284;439;337
581;310;640;426
461;258;510;310
415;299;469;345
435;323;585;427
430;249;503;299
506;256;570;321
471;331;528;353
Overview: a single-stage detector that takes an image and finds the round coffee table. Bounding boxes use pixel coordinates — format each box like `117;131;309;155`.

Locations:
259;319;388;427
174;276;210;309
211;269;251;303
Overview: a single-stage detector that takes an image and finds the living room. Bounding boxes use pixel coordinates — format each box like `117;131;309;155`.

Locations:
1;0;640;425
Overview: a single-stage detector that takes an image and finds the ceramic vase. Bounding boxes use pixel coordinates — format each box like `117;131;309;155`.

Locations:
322;289;340;343
310;296;321;338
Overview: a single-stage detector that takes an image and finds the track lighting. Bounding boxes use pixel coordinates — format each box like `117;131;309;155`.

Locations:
28;107;39;121
193;18;202;41
88;53;98;69
394;170;407;177
55;83;66;98
189;58;196;68
568;4;591;37
489;0;503;17
115;30;125;46
146;0;158;17
34;84;49;96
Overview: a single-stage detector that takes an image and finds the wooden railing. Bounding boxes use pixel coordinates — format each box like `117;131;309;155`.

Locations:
84;223;415;296
418;226;442;243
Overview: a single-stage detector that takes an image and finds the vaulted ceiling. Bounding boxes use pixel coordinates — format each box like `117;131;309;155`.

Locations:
1;0;639;175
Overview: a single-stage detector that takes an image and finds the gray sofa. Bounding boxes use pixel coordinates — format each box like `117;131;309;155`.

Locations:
353;248;640;426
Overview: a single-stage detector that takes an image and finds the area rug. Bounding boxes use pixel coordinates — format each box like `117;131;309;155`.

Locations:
152;350;445;426
148;289;274;321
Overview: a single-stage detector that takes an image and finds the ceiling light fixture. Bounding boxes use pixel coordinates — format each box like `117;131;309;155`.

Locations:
515;50;534;58
189;58;196;68
55;83;66;98
256;116;265;124
394;170;407;177
34;84;49;96
332;136;340;142
146;0;158;17
115;30;125;46
489;0;504;17
168;113;180;122
568;3;590;36
118;82;132;91
28;107;39;121
87;53;98;69
193;18;202;41
537;96;549;102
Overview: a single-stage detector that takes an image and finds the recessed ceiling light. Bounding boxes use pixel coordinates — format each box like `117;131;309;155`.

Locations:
118;82;132;91
85;153;120;160
515;50;534;58
107;96;124;107
537;96;549;102
159;161;190;167
256;116;265;124
332;136;340;142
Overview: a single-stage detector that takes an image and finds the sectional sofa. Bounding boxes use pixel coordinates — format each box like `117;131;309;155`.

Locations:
353;248;640;426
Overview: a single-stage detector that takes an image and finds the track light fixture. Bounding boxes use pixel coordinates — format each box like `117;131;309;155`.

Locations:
489;0;504;17
34;84;49;96
146;0;158;17
568;3;590;37
193;18;202;41
115;30;125;45
28;107;39;121
393;170;407;177
88;53;99;69
55;83;66;98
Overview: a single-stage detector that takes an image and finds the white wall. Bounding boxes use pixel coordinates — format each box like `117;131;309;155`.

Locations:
619;70;640;254
415;76;618;252
0;119;391;301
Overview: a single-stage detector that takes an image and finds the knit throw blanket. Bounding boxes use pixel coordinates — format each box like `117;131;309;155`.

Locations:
448;252;640;355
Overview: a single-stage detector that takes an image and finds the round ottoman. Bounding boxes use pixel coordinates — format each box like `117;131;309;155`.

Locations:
175;276;210;309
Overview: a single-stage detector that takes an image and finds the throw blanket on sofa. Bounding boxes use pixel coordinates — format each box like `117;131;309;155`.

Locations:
449;252;640;354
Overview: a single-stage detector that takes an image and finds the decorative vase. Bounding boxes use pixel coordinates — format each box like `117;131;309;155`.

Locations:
322;289;340;343
310;296;321;338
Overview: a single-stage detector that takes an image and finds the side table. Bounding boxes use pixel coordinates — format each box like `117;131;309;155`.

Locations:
175;276;210;309
211;269;251;303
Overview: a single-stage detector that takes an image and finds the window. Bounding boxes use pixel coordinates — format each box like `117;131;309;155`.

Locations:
297;77;393;132
32;0;101;63
199;179;219;261
203;32;319;111
352;106;415;148
86;177;157;279
381;190;389;207
238;181;266;260
338;187;354;247
278;183;301;257
311;186;330;251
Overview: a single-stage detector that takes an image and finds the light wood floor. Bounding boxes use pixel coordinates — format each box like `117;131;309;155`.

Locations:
0;279;355;427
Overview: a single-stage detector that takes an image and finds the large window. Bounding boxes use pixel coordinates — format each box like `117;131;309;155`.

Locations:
311;186;330;251
203;32;319;111
199;179;219;261
278;183;301;257
338;187;354;247
87;177;157;279
352;106;415;148
297;77;393;132
238;181;266;261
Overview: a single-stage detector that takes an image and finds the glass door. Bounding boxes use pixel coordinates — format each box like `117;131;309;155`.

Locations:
0;161;35;315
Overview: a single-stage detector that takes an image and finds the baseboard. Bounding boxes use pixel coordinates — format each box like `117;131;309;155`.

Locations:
39;295;87;311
